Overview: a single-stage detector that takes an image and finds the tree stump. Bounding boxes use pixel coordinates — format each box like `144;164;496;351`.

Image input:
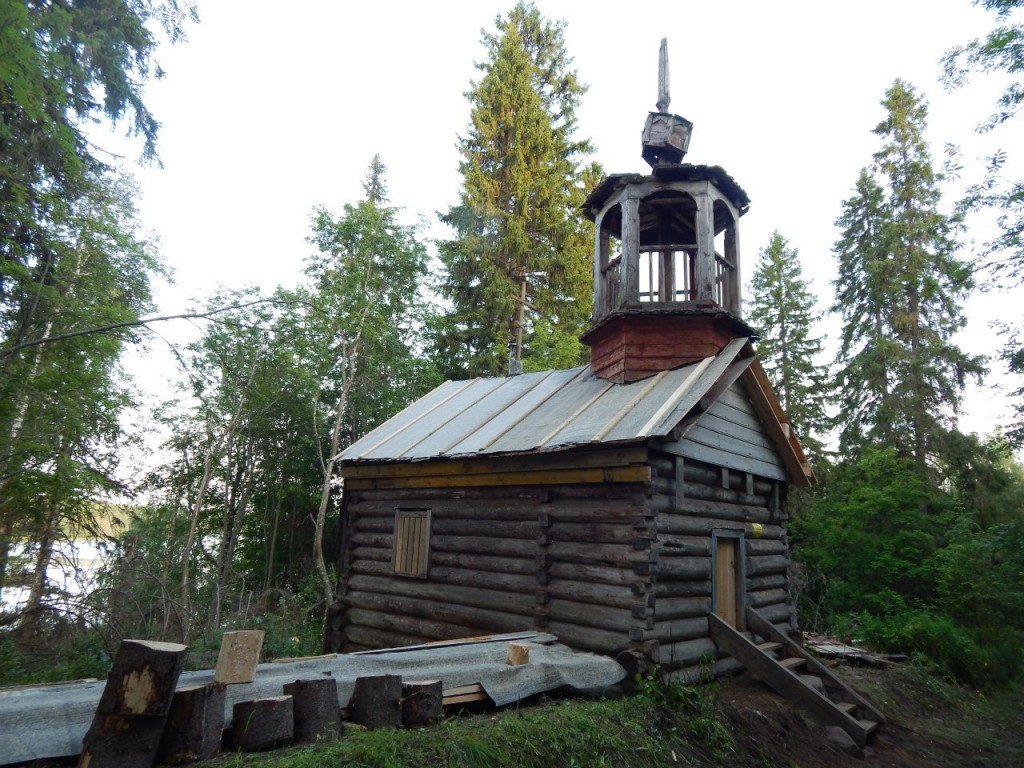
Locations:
231;696;294;752
77;639;188;768
350;674;402;729
156;682;226;765
283;678;340;743
214;630;264;684
401;680;442;727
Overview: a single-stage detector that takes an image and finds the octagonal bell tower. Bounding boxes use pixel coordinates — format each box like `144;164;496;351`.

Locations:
581;39;754;383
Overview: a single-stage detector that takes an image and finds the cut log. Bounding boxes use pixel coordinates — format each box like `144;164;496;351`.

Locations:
78;639;188;768
350;675;402;729
214;630;265;684
506;642;530;665
282;678;341;744
401;680;442;727
231;696;294;752
156;682;226;765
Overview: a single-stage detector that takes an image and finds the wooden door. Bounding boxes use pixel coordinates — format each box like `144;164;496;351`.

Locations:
714;537;740;628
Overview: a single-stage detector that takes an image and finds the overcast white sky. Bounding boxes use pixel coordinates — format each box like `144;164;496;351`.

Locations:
106;0;1020;444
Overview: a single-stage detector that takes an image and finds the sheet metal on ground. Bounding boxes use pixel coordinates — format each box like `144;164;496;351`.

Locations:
0;632;626;765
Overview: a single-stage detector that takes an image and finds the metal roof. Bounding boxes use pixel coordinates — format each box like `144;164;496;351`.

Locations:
339;338;750;464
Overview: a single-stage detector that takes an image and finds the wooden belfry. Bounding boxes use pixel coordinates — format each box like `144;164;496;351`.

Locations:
581;39;754;383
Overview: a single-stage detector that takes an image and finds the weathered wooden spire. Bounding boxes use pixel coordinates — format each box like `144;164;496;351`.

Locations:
656;37;670;113
641;39;691;168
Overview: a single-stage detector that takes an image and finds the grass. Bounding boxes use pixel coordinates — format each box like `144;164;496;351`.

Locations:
211;679;735;768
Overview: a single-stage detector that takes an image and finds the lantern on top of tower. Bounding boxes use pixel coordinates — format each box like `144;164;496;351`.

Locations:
580;38;755;383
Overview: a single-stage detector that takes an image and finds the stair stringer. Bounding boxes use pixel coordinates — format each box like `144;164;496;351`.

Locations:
708;608;884;747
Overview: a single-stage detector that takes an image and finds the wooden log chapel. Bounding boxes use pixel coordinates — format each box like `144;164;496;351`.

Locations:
324;40;815;685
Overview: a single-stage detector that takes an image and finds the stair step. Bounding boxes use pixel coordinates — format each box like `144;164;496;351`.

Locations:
860;719;879;735
757;641;783;653
837;701;856;714
780;656;806;670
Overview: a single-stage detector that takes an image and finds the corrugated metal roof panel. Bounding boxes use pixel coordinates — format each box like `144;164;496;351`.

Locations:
339;339;756;464
446;367;585;455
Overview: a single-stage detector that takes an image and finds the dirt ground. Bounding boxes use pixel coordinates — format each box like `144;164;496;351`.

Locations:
715;663;1024;768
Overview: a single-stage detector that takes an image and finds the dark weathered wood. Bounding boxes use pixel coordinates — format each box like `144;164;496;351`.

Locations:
745;538;788;557
654;595;712;619
746;573;788;591
344;624;432;651
342;447;649;480
657;513;783;539
654;476;770;507
658;535;711;556
430;552;536;576
343;592;531;635
78;639;187;768
650;616;708;642
544;577;639;608
351;675;402;729
746;554;790;577
231;696;294;752
427;562;537;590
649;492;772;523
283;678;340;744
157;682;226;765
648;556;710;580
401;680;442;727
547;521;648;544
711;612;880;747
656;636;718;668
347;465;650;491
544;597;640;631
347;573;534;612
547;562;638;587
747;588;790;609
431;534;536;558
345;607;507;645
542;620;630;654
547;541;649;567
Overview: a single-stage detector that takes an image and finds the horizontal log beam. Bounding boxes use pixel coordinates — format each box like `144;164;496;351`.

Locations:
348;466;651;491
654;595;712;620
342;447;649;480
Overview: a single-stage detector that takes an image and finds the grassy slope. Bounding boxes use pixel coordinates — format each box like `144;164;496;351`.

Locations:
207;665;1024;768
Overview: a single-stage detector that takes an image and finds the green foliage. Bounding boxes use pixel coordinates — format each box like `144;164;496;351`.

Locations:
746;231;829;461
859;609;1013;689
831;80;983;466
943;1;1024;448
793;446;947;621
434;2;597;378
0;628;110;686
793;441;1024;688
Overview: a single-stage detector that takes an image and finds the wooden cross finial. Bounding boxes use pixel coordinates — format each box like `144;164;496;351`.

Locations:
656;38;670;113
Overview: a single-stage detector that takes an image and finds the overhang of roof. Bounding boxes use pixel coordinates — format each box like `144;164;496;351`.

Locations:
337;338;813;487
583;164;751;219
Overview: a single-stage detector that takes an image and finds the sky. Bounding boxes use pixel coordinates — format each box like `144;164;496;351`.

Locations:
105;0;1020;445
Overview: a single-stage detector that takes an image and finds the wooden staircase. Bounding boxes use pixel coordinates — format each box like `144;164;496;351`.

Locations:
709;608;884;747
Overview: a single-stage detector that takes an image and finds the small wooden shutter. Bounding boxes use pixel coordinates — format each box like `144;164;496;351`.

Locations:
393;509;430;577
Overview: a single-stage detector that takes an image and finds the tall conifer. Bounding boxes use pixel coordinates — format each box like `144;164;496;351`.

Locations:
832;80;984;469
747;231;829;461
434;2;597;378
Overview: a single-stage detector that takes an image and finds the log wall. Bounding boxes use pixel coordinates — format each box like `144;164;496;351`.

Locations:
647;449;796;673
337;450;655;656
335;426;798;680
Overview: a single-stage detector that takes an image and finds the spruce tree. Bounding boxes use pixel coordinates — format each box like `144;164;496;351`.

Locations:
832;80;984;469
747;231;829;461
434;2;597;378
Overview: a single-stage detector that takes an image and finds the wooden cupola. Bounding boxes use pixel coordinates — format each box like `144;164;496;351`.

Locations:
580;39;754;383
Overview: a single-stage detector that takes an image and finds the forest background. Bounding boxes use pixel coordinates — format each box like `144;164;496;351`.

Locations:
1;0;1023;691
